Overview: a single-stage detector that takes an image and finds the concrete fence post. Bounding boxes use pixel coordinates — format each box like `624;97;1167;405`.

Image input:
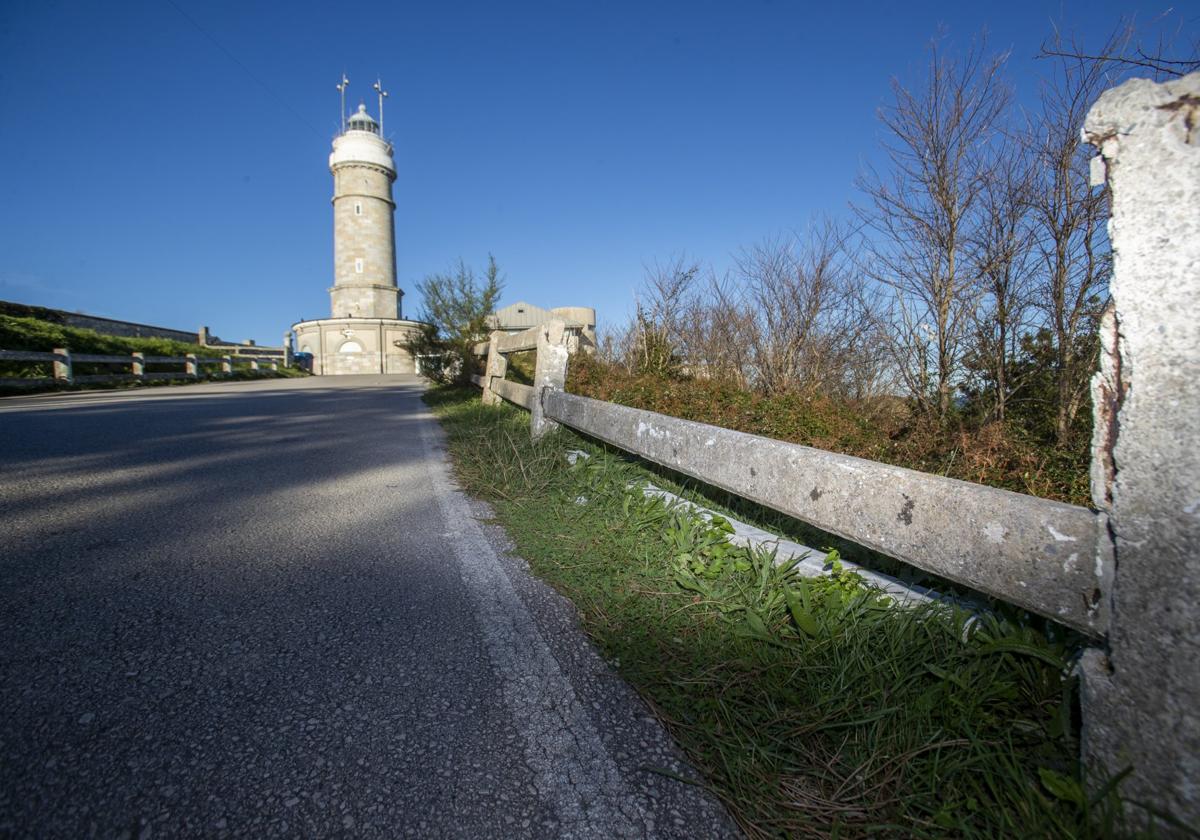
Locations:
250;359;260;373
52;347;72;384
221;355;232;376
270;361;278;372
481;331;507;407
185;354;198;378
131;352;145;379
1080;72;1200;826
530;319;569;441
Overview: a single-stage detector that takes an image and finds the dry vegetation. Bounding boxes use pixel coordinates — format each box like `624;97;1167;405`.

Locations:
581;20;1197;507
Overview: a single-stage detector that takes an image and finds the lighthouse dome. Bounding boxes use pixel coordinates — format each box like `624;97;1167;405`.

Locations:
346;104;379;134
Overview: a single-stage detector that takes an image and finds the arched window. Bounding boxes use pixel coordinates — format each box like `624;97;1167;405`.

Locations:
339;340;363;354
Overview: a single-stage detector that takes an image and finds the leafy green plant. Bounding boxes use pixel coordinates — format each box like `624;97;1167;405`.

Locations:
404;255;504;384
565;351;1091;505
0;314;298;393
425;385;1167;838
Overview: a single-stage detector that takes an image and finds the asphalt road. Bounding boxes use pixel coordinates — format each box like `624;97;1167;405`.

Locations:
0;376;735;839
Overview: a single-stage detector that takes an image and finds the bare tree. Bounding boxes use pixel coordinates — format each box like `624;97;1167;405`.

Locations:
631;255;700;377
1027;41;1114;444
967;143;1036;421
674;274;753;385
856;35;1011;420
1038;12;1199;80
731;222;871;396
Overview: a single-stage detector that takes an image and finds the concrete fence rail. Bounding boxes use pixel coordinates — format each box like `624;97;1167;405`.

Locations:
71;353;136;364
491;378;535;411
494;327;541;354
0;349;64;363
543;389;1105;634
0;347;280;388
465;74;1200;825
475;329;1103;632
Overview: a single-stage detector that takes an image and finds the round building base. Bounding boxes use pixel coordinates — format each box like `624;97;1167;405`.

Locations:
291;317;427;376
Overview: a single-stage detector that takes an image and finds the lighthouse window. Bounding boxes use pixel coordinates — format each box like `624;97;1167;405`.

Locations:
355;258;364;273
354;202;362;216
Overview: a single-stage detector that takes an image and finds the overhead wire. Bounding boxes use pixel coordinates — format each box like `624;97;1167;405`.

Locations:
163;0;328;140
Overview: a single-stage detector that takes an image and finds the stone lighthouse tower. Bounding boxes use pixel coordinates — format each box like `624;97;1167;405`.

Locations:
292;91;424;375
330;103;399;319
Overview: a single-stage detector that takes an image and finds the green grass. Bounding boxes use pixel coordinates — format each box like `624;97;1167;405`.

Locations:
504;349;536;385
426;385;1178;839
0;313;231;358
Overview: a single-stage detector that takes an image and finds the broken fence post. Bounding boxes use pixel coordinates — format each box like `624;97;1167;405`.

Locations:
482;331;507;407
530;319;569;441
1080;71;1200;827
52;348;72;384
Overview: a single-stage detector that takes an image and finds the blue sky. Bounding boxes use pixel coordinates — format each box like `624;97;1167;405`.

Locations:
0;0;1183;344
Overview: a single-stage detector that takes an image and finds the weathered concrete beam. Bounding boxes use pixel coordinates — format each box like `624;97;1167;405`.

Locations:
1079;72;1200;828
544;390;1105;635
71;354;136;364
0;350;60;363
492;378;535;411
0;377;55;388
495;327;541;354
531;322;569;440
481;332;508;407
73;374;139;383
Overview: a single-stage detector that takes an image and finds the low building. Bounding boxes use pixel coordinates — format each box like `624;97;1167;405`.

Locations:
488;302;596;349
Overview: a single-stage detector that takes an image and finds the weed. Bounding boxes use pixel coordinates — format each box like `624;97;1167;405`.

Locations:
0;314;302;394
425;385;1173;838
565;353;1091;506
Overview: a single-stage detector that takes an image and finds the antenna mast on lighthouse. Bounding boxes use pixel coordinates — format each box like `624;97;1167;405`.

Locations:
336;73;350;132
373;78;389;138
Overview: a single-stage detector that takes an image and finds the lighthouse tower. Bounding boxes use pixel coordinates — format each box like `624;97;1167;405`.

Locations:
291;88;425;376
330;104;399;319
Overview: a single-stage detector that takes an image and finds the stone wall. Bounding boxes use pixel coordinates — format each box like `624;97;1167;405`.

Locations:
329;284;399;321
0;300;201;344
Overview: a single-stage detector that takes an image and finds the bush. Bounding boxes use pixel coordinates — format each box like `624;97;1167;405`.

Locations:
566;353;1090;505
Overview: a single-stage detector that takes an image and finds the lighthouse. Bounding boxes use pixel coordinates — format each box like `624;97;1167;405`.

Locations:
330;103;399;319
291;82;424;375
